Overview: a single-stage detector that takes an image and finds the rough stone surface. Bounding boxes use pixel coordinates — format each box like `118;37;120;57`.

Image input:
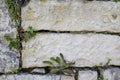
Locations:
31;68;45;74
103;68;120;80
0;0;19;73
22;33;120;68
22;0;120;32
0;74;74;80
0;0;16;35
78;70;97;80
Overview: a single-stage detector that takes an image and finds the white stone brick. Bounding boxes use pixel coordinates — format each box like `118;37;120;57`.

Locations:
22;0;120;32
22;33;120;68
78;70;97;80
103;68;120;80
0;74;74;80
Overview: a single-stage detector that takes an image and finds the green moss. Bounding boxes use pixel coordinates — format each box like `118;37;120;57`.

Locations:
4;0;20;22
4;35;20;50
4;26;36;50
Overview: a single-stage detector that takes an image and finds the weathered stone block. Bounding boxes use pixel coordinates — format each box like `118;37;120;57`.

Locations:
22;0;120;32
0;74;74;80
103;68;120;80
0;0;19;73
78;70;97;80
22;33;120;68
0;0;16;35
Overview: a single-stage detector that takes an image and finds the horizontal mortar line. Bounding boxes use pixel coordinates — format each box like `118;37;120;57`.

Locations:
0;65;119;75
0;65;120;75
24;65;120;71
23;30;120;36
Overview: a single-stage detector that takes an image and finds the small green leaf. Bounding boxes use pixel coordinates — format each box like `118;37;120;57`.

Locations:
4;35;20;49
28;26;36;36
98;67;102;71
50;68;60;74
10;15;16;21
98;75;104;80
22;26;36;42
56;57;61;64
8;43;13;49
50;57;61;64
43;61;53;65
105;59;111;66
4;35;12;41
65;64;70;68
28;26;33;33
9;6;14;14
50;57;56;61
8;38;20;49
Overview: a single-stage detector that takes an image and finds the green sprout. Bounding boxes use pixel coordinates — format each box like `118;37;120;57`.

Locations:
43;53;75;76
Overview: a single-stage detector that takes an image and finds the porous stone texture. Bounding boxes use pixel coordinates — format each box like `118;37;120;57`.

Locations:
22;33;120;68
0;74;74;80
0;0;19;73
0;43;19;73
0;0;16;35
22;0;120;32
78;70;97;80
103;68;120;80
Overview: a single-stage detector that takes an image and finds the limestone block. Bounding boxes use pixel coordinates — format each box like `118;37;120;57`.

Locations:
22;33;120;68
78;70;97;80
0;74;74;80
22;0;120;32
103;68;120;80
0;0;19;73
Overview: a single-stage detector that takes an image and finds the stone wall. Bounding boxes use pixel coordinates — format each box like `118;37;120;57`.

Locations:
0;0;120;80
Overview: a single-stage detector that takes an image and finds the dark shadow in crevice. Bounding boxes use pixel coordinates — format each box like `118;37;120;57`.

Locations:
18;0;30;7
23;30;120;36
0;66;120;76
